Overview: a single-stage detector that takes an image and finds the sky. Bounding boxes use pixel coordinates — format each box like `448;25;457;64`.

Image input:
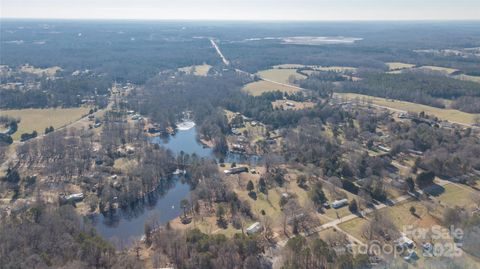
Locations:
1;0;480;21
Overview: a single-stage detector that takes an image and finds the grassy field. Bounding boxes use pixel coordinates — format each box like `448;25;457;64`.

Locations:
382;200;439;230
257;69;306;84
337;217;368;242
416;65;459;75
20;64;62;77
386;62;416;70
335;93;479;125
178;64;211;76
338;200;438;242
384;64;480;84
0;107;90;140
431;183;478;209
242;80;301;96
454;74;480;83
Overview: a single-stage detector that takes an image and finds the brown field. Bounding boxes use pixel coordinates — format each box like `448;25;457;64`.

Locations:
337;217;368;242
178;64;211;76
242;80;301;96
454;74;480;83
386;62;416;71
170;215;242;238
433;183;478;209
0;107;90;140
20;64;62;77
382;200;439;230
384;64;480;84
335;93;479;125
256;69;306;84
416;65;459;75
338;200;439;242
113;158;138;173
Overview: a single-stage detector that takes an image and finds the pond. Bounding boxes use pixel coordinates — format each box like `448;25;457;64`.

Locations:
151;126;213;157
151;125;260;164
91;179;190;247
93;124;259;247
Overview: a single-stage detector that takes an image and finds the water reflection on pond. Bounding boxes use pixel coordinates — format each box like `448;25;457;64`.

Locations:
93;125;259;247
91;179;190;247
151;127;213;157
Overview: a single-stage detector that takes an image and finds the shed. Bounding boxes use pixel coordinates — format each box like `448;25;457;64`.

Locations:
246;222;263;235
224;167;248;175
331;199;348;209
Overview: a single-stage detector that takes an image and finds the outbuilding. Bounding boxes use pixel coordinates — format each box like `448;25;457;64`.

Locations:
246;222;263;235
331;199;348;209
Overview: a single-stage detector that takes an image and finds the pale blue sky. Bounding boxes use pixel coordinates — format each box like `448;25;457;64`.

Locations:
1;0;479;20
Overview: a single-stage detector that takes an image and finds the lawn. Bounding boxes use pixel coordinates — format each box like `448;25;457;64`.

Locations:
242;80;301;96
338;200;439;242
256;69;306;84
231;170;311;222
0;107;90;140
322;187;358;220
178;64;212;76
433;183;478;209
337;217;368;242
335;93;479;125
381;200;439;230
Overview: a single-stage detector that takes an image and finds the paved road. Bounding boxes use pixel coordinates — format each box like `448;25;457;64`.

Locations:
10;95;114;147
212;39;310;93
275;178;456;251
210;39;230;66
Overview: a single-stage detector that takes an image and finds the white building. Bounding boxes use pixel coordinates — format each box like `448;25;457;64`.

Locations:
331;199;348;209
246;222;263;235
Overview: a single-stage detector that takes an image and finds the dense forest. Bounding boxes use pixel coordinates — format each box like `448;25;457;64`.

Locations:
1;21;220;84
0;202;141;268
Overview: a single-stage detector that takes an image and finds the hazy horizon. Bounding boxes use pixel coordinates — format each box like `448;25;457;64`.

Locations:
2;0;480;21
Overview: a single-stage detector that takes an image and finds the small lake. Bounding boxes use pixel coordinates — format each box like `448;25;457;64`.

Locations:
93;125;259;247
91;180;190;247
151;126;213;157
151;126;260;164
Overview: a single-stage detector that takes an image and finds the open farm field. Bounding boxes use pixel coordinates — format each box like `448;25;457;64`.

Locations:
242;80;301;96
257;68;306;84
335;93;479;125
178;64;212;76
0;107;90;140
386;62;416;70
